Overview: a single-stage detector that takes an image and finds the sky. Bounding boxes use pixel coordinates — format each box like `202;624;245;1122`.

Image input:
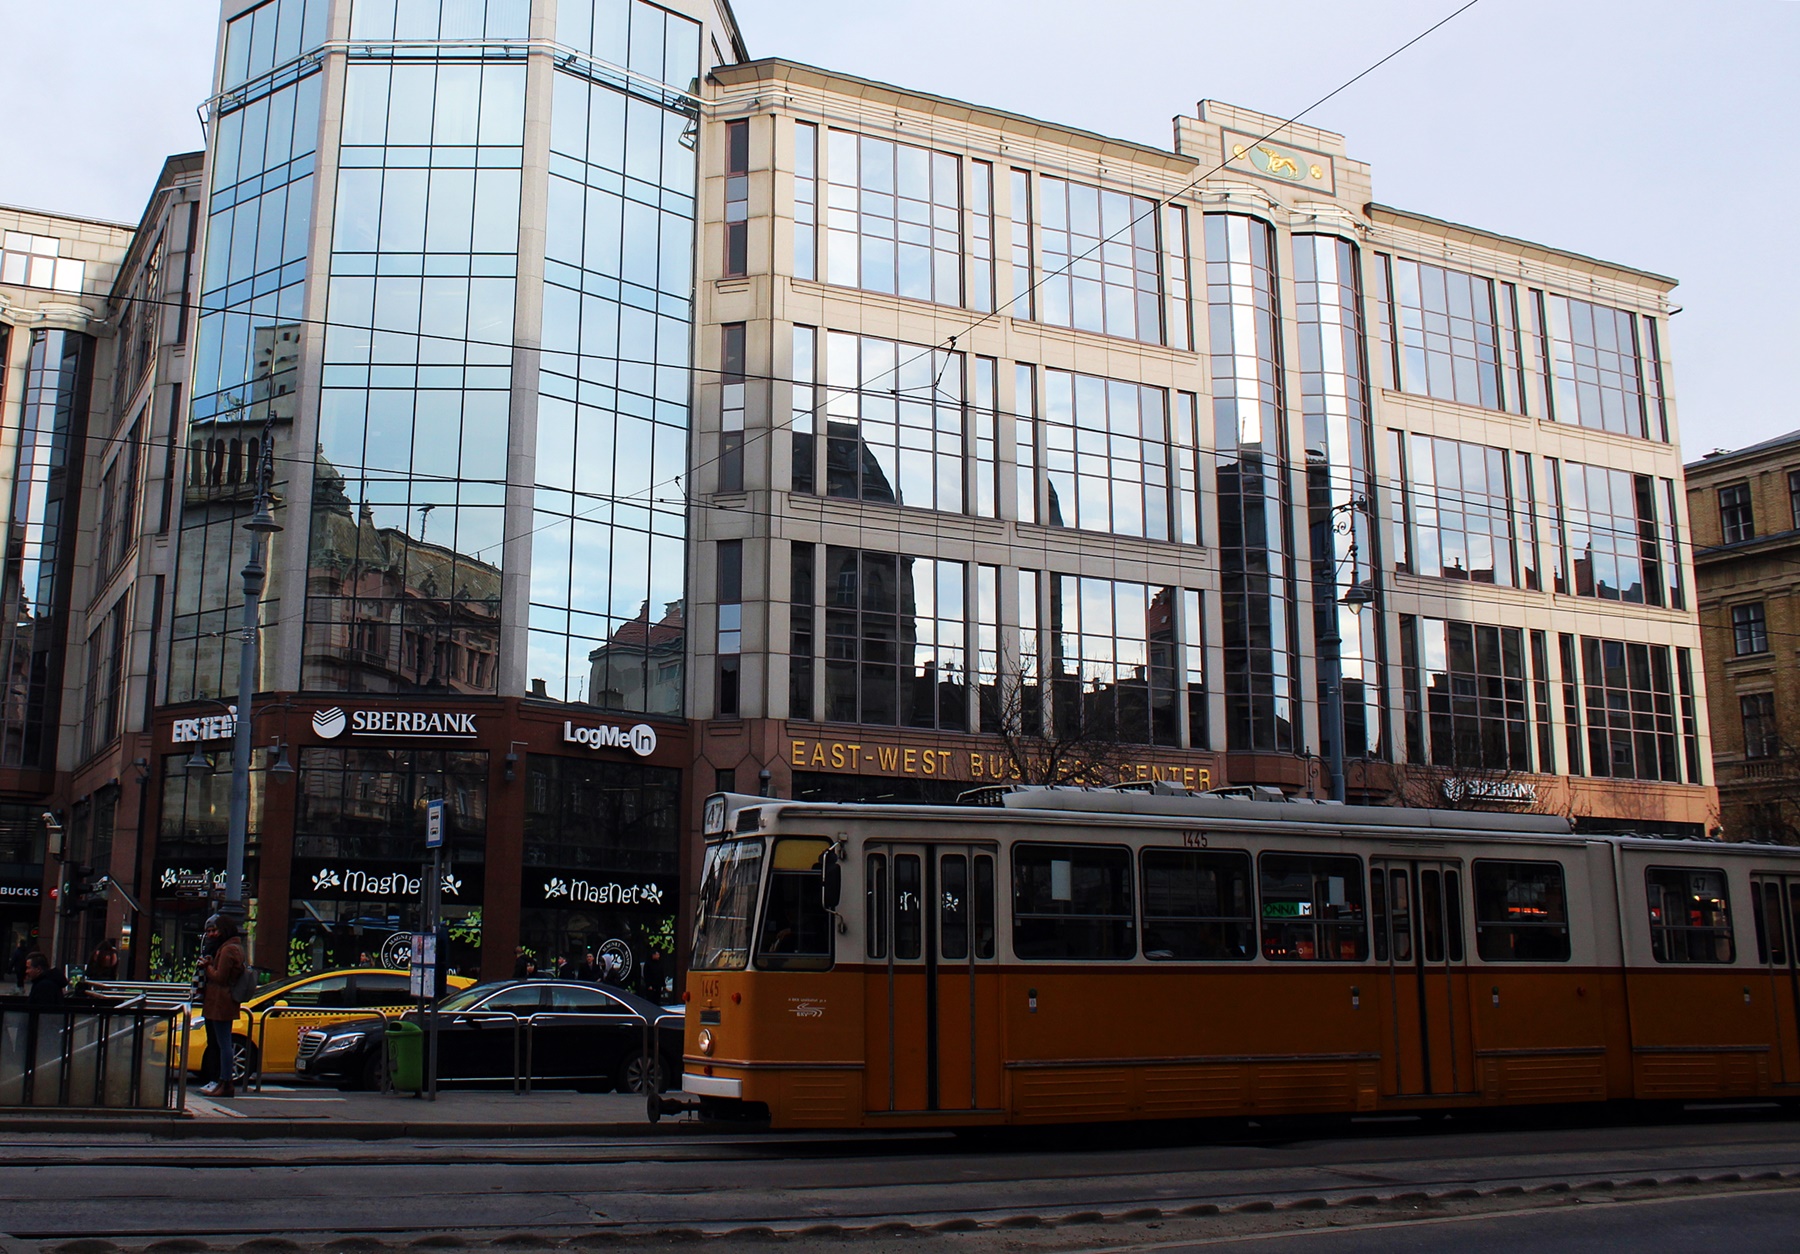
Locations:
2;0;1795;460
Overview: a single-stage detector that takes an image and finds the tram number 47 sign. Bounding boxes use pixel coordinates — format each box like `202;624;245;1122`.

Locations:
426;799;445;849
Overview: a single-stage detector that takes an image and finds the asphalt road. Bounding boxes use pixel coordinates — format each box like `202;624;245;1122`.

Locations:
3;1110;1799;1250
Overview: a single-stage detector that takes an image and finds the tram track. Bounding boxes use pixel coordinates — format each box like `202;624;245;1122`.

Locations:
6;1114;1800;1243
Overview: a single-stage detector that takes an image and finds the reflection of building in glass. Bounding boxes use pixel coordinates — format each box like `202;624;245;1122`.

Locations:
303;459;501;694
0;330;90;770
584;600;685;714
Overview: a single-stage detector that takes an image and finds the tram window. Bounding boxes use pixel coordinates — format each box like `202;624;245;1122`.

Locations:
974;854;996;959
1472;861;1571;962
1444;870;1465;962
867;854;888;960
1140;849;1254;960
690;839;765;971
1012;844;1136;960
1420;870;1444;963
1646;867;1734;964
1389;870;1413;962
1371;870;1388;962
942;855;969;960
895;855;923;960
1258;853;1367;962
755;839;835;970
1770;883;1790;964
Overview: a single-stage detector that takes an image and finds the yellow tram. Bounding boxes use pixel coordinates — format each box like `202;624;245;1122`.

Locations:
680;786;1800;1129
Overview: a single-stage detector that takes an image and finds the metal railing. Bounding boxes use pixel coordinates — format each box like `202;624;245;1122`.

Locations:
252;1007;389;1092
0;998;189;1110
376;1010;664;1096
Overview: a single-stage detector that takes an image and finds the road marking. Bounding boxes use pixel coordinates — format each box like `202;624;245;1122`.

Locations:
1063;1183;1800;1251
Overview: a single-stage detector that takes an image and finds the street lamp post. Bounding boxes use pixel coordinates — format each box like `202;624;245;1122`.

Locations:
220;421;281;921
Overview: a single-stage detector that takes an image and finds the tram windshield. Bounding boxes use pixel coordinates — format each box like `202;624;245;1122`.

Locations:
690;839;765;971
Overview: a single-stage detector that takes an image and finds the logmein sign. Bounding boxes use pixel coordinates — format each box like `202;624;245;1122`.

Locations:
562;721;657;757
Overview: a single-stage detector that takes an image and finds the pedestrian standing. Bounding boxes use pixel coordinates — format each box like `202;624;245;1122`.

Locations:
8;937;30;990
87;938;120;982
22;952;65;1004
197;915;247;1098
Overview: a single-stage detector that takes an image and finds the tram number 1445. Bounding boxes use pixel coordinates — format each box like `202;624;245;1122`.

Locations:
1182;831;1210;848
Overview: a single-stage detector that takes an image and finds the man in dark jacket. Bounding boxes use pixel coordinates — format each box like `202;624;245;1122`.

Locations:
23;951;65;1004
197;915;247;1098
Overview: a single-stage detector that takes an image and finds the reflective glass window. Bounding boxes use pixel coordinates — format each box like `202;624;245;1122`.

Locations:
1036;575;1181;748
1579;637;1679;782
1207;213;1293;753
1543;293;1652;437
826;130;962;305
1406;434;1516;586
1554;461;1667;604
1040;369;1173;540
1035;175;1160;343
1382;256;1509;412
1399;616;1532;773
821;331;965;513
818;547;968;731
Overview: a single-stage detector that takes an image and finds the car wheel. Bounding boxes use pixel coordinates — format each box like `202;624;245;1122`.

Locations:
616;1051;661;1095
230;1039;259;1086
358;1050;386;1092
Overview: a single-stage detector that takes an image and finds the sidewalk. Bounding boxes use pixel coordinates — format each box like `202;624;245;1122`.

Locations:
4;1081;701;1138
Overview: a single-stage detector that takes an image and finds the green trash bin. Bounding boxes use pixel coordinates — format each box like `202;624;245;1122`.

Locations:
387;1020;424;1094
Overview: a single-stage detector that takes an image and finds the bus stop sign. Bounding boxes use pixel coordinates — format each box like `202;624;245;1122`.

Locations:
426;799;445;848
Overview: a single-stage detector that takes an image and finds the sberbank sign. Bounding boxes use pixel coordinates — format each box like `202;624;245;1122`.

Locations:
563;720;657;757
312;706;479;740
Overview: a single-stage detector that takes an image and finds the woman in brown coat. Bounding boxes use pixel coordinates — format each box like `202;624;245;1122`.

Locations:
198;915;247;1097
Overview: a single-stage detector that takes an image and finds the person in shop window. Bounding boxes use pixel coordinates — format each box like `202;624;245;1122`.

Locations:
87;938;120;982
9;936;31;990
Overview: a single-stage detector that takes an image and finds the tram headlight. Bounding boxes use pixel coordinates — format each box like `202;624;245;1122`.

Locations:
697;1027;715;1055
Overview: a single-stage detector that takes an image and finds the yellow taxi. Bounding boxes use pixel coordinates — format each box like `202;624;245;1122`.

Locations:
181;967;475;1084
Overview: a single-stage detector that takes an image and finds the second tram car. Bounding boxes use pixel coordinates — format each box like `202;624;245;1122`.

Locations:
679;787;1800;1129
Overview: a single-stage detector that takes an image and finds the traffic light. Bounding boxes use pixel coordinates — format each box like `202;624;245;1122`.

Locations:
64;865;97;916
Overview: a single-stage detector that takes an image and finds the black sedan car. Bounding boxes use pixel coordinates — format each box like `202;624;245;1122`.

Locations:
293;980;684;1092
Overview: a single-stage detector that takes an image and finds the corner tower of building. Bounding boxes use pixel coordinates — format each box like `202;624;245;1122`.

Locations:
155;0;746;982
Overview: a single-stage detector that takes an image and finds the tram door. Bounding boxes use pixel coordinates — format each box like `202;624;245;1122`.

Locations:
1370;860;1474;1097
1751;876;1800;1086
863;843;1002;1114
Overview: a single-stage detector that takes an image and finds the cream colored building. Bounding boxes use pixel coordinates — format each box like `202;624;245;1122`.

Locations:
688;62;1714;838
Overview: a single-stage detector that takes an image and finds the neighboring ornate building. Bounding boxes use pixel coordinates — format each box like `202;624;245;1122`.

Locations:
0;156;204;972
1687;431;1800;841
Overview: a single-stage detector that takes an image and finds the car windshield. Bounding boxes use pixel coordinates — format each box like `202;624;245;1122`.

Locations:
690;839;764;971
248;971;330;1005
